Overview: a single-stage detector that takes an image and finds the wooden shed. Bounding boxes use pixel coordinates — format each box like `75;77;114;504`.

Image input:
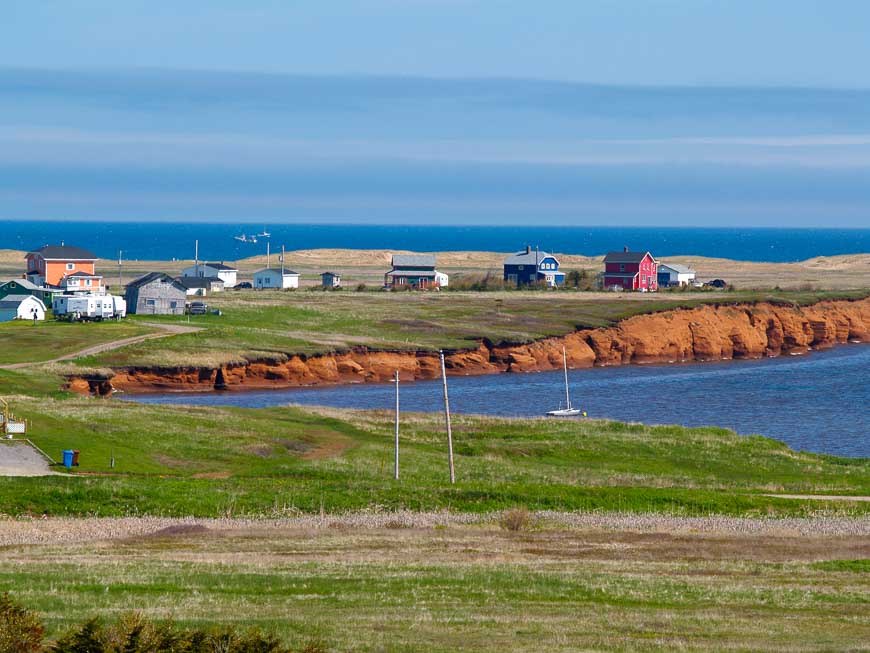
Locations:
125;272;187;315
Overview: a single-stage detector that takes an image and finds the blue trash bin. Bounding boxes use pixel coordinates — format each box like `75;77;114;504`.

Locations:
62;449;75;469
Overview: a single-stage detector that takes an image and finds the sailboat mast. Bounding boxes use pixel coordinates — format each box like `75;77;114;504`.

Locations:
563;347;570;409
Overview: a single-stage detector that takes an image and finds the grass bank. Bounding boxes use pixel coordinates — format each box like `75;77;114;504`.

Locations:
2;400;868;518
62;288;868;370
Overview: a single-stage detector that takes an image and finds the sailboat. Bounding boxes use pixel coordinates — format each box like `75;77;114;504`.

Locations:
256;227;271;238
546;347;584;417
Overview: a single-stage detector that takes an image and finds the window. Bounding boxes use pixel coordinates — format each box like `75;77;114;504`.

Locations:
66;263;75;270
170;301;178;309
619;264;625;272
86;279;92;286
146;299;155;306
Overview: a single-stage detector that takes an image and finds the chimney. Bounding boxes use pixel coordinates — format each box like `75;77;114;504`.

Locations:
623;246;629;253
525;244;531;254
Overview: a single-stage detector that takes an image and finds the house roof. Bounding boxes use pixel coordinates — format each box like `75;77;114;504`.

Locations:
504;249;559;266
388;269;438;277
255;268;299;276
321;271;340;276
27;245;97;260
658;263;695;274
391;254;436;268
0;294;44;309
197;262;238;271
603;273;639;279
0;279;41;291
603;250;653;263
127;272;186;290
177;276;224;289
64;271;102;279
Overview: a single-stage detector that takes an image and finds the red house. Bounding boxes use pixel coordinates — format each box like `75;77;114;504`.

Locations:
603;247;658;291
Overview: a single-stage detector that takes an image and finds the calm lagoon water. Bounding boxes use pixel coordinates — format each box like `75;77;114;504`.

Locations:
129;344;870;458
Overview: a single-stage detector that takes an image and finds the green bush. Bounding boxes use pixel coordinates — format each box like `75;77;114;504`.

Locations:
0;593;44;653
0;595;320;653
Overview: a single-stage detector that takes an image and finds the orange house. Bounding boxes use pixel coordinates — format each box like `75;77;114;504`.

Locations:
25;245;98;288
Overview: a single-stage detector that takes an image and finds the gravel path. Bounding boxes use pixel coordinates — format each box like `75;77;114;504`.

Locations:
0;322;201;370
765;494;870;502
1;511;867;546
0;441;53;476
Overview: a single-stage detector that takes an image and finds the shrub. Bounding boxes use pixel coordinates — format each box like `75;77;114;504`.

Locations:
499;507;533;532
53;617;104;653
0;594;44;653
355;283;367;292
0;600;308;653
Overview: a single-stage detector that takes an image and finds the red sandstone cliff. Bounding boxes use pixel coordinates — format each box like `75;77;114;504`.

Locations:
82;297;869;395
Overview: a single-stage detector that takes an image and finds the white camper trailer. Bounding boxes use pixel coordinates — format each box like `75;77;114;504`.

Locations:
53;293;125;321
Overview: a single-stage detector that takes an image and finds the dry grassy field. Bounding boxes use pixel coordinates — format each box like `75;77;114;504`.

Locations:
3;514;868;652
2;248;869;289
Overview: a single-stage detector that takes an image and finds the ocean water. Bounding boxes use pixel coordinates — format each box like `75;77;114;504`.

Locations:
129;344;870;458
2;222;868;263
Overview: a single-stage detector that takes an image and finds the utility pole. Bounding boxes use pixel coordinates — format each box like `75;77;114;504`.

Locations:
394;369;400;480
194;239;199;275
267;241;271;269
440;351;456;484
118;250;122;291
280;245;285;275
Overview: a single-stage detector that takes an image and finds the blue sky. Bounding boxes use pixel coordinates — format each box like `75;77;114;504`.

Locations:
2;2;870;226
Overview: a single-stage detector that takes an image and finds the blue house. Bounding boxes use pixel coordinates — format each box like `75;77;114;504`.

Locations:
503;246;565;287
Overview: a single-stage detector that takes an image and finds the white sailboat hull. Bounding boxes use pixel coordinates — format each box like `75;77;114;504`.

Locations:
546;408;583;417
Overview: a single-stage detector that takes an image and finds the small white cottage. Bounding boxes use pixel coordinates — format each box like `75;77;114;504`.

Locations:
0;295;46;322
657;263;697;287
254;268;299;290
181;262;238;288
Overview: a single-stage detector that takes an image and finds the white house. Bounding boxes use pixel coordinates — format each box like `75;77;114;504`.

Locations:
181;262;238;288
657;263;696;287
177;276;225;296
60;271;105;295
254;268;299;289
0;295;46;322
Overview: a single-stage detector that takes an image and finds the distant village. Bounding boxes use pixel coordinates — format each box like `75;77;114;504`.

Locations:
0;243;718;322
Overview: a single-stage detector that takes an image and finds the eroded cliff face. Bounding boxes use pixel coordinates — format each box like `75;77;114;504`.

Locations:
85;298;870;395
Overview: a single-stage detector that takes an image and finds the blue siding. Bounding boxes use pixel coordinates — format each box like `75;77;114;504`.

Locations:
503;256;564;286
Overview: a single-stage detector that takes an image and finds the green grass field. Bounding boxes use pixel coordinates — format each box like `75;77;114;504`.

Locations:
3;400;867;518
63;287;867;369
4;521;868;652
0;319;154;366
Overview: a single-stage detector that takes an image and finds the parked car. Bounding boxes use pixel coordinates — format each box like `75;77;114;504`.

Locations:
235;282;253;289
704;279;727;288
187;301;208;315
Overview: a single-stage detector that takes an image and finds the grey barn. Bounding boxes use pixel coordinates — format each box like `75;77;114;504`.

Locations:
125;272;187;315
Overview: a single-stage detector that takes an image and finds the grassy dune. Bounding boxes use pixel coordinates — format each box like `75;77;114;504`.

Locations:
3;247;870;289
3;400;868;518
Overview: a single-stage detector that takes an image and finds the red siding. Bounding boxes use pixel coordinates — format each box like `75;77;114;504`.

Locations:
603;253;657;291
